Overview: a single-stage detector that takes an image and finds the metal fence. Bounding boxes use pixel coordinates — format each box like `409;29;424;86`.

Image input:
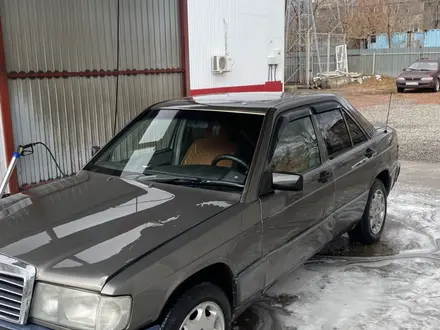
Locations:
1;0;184;188
347;48;440;77
285;33;345;84
286;46;440;82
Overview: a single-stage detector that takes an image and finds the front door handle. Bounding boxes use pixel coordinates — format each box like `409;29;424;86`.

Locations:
365;148;375;158
318;171;332;183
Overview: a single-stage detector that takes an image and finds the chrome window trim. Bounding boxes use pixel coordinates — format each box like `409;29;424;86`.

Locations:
0;253;36;325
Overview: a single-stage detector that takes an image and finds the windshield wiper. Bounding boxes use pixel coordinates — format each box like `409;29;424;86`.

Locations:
143;176;202;183
198;179;244;189
142;176;244;189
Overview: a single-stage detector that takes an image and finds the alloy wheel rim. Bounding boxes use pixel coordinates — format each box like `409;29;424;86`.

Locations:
179;301;225;330
369;189;386;235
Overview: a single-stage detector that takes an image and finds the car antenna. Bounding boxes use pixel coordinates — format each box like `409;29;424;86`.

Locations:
384;92;392;133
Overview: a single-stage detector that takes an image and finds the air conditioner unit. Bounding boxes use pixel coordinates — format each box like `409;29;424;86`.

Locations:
212;55;232;74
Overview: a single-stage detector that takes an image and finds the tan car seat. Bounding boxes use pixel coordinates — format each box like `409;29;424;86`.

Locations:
181;124;237;167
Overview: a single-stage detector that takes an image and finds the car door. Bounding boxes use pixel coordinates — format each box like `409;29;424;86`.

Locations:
312;101;375;231
259;107;335;287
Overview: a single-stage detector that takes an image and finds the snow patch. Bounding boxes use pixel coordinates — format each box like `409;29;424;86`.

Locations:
267;259;440;330
197;201;232;208
260;175;440;329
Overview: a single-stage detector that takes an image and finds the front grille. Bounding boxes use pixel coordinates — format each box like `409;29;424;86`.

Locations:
0;273;25;322
0;254;36;325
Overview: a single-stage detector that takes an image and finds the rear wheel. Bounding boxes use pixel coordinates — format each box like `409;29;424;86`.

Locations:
160;282;231;330
349;179;387;245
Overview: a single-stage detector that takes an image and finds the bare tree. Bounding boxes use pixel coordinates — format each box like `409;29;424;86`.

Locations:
425;0;440;29
316;0;419;48
383;1;411;47
435;0;440;28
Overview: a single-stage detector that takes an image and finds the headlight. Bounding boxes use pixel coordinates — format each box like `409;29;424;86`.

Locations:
396;77;405;81
30;283;131;330
421;76;434;81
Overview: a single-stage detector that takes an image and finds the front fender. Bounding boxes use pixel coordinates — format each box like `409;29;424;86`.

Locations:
101;204;252;330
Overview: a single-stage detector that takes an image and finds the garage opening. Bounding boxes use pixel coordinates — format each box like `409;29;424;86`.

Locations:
0;0;186;190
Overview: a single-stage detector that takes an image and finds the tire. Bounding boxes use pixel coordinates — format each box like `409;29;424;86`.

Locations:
397;88;404;93
160;282;231;330
348;179;388;245
433;79;440;93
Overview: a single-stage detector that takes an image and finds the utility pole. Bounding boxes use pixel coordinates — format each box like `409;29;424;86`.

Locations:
285;0;323;86
306;0;311;87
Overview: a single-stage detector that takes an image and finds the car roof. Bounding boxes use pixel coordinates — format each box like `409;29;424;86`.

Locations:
150;91;343;115
414;58;439;62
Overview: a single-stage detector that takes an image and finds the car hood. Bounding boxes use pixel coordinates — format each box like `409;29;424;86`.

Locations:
0;171;238;291
399;70;435;78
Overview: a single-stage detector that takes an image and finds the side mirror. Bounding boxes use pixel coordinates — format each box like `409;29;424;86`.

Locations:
91;146;101;157
403;68;407;71
272;172;303;191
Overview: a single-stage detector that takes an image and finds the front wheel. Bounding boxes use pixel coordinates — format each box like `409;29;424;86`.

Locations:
160;282;231;330
397;87;404;93
349;179;388;245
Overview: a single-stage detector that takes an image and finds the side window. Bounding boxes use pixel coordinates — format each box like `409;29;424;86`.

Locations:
344;112;368;146
270;116;321;174
338;96;375;136
316;109;352;159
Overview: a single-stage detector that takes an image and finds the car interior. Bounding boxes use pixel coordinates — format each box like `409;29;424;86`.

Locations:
93;110;265;183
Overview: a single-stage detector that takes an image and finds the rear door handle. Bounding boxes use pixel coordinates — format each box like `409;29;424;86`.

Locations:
318;171;332;183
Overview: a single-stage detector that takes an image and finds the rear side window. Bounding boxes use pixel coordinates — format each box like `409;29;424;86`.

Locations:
338;96;375;136
344;113;368;145
316;109;352;159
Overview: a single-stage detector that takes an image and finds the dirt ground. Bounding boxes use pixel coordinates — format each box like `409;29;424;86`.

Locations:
328;76;440;109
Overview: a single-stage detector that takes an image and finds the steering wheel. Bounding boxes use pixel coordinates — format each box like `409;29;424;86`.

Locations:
211;154;250;171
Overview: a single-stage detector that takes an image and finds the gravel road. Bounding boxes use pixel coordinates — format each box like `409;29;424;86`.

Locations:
348;96;440;163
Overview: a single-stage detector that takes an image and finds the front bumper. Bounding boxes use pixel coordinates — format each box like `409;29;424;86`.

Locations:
396;81;435;89
0;320;48;330
0;320;161;330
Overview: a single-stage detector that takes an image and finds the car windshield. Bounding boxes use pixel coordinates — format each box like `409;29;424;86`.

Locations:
85;109;264;190
407;61;438;71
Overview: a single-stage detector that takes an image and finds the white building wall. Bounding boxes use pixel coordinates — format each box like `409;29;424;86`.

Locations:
187;0;285;94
